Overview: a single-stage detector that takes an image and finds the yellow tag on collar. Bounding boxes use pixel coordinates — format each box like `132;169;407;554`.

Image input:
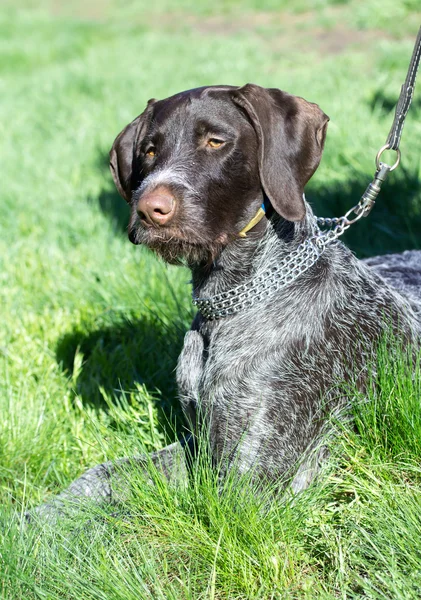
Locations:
238;205;266;238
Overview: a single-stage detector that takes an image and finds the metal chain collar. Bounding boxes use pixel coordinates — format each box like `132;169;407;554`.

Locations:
192;28;420;321
192;161;397;321
192;161;394;321
192;235;324;320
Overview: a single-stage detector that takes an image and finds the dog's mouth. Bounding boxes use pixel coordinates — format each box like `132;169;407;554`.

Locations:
129;221;230;265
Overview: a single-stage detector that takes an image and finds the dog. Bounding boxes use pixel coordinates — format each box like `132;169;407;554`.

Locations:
29;84;421;519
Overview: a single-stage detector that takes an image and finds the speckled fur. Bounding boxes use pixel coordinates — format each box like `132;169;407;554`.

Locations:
178;208;420;489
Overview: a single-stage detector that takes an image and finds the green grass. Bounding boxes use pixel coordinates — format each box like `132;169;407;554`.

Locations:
1;1;421;597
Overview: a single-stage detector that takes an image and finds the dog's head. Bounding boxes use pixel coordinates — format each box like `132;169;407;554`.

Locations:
110;84;329;264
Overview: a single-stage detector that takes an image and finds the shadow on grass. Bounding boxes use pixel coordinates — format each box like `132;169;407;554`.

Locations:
90;149;131;236
97;187;130;235
308;165;421;258
56;314;186;437
368;89;421;115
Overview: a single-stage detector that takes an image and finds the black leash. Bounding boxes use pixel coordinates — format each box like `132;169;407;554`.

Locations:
386;26;421;153
316;26;421;240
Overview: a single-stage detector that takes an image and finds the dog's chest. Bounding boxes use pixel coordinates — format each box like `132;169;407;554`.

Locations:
177;301;321;412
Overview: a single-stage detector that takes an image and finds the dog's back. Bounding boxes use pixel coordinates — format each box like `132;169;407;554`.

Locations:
365;250;421;319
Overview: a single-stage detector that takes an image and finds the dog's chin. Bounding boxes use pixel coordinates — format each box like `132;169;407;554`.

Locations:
129;225;228;266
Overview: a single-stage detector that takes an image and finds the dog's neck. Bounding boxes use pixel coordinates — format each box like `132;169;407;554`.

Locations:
191;204;318;299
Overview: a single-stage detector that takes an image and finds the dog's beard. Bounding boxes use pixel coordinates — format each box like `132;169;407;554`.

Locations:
129;184;231;265
129;222;227;266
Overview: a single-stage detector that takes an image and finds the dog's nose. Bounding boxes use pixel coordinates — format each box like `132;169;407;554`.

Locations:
136;186;176;226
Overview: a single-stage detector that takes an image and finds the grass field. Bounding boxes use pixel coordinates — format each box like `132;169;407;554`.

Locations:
1;1;421;597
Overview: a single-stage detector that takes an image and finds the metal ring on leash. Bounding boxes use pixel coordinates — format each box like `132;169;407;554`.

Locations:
375;144;401;171
343;206;364;226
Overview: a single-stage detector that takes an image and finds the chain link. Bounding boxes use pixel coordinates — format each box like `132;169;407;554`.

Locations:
193;236;325;320
192;207;366;320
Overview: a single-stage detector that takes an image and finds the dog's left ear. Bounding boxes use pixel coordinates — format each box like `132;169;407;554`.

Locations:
232;84;329;221
109;99;156;203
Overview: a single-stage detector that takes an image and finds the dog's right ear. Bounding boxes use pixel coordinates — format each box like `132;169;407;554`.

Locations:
109;100;155;203
232;84;329;222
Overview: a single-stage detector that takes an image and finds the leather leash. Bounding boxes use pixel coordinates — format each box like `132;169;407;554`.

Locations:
386;26;421;153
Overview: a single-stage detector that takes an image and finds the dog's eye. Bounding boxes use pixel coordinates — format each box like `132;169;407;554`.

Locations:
207;138;224;149
145;147;156;158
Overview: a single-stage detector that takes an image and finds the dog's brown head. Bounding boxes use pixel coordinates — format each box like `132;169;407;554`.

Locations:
110;84;329;265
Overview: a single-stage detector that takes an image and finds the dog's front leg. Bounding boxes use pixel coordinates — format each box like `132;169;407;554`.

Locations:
176;327;205;434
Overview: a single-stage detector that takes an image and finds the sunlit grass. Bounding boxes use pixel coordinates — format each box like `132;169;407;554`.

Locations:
2;341;421;599
1;0;420;597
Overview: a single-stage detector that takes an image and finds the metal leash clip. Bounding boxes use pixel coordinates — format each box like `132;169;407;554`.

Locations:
351;160;391;219
343;142;401;224
352;145;401;217
315;156;395;244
